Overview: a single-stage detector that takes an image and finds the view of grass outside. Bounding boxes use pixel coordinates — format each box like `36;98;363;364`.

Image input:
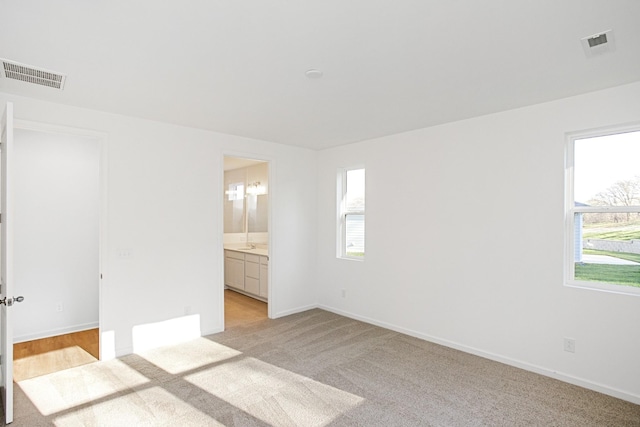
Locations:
582;219;640;240
575;260;640;288
574;217;640;288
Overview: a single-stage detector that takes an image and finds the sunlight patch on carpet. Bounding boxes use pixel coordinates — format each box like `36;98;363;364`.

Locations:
185;356;364;426
51;386;223;426
137;338;241;374
17;359;150;416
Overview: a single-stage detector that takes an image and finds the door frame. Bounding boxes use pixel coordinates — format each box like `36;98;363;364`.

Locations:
221;152;274;327
13;119;108;359
1;101;16;423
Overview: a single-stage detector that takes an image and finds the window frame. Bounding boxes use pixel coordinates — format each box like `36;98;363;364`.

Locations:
565;124;640;296
337;167;365;261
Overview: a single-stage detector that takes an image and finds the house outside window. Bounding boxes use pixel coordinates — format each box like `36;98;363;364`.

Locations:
565;127;640;295
338;168;365;259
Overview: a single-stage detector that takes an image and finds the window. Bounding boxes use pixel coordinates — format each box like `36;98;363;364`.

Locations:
338;168;365;259
224;182;245;233
566;128;640;294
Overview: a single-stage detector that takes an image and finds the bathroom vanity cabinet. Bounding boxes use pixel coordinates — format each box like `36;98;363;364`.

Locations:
224;250;268;301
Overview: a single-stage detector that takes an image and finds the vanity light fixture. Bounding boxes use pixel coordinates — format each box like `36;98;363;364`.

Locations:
246;182;267;196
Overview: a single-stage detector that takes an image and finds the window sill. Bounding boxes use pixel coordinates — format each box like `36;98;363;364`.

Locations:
338;256;365;262
565;281;640;297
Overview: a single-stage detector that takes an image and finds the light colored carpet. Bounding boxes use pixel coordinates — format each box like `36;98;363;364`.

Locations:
8;309;640;426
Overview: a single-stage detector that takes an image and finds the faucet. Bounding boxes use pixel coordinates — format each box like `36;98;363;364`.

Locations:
250;243;256;249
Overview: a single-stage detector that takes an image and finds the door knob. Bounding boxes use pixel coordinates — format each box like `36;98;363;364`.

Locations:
0;296;24;306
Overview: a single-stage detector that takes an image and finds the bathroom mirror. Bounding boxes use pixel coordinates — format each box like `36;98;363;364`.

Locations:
223;157;269;234
248;194;268;232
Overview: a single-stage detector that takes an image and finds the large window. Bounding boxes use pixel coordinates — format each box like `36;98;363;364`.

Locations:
566;128;640;294
338;168;365;259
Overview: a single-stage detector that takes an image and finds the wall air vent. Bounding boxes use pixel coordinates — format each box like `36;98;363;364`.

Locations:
581;30;615;58
0;59;66;90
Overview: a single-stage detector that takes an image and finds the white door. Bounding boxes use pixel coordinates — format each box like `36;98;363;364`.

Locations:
1;101;22;424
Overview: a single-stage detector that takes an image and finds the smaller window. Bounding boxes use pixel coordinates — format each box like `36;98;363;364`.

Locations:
338;168;365;259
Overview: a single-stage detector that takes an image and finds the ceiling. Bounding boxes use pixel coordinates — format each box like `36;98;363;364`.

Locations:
1;1;639;150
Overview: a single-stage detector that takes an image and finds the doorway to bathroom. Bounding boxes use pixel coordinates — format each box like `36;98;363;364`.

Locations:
222;156;270;328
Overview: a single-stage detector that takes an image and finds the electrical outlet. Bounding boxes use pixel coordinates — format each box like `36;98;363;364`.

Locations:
564;338;575;353
117;248;133;259
184;306;192;315
341;289;346;298
56;303;63;312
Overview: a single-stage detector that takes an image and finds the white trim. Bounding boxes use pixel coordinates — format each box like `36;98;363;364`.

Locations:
13;119;106;140
271;303;318;319
336;168;346;258
201;326;224;337
565;280;640;296
564;133;576;285
318;304;640;405
115;345;133;358
574;206;640;213
565;121;640;142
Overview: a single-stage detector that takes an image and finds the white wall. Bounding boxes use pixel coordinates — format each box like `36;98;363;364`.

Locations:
0;92;318;357
5;80;638;403
13;129;100;341
317;81;640;403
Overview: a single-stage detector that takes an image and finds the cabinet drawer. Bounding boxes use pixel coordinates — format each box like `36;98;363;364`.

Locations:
245;260;260;279
259;264;268;298
245;277;260;295
245;253;260;263
225;250;245;261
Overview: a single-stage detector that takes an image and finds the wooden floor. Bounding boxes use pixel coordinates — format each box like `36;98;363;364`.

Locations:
224;289;268;328
13;328;99;382
12;291;266;382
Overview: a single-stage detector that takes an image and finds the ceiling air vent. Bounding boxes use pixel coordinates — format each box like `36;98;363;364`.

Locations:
587;33;607;48
581;30;615;57
0;59;66;90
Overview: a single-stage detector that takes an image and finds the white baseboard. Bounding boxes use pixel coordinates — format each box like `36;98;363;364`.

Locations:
318;304;640;405
115;346;133;359
272;303;319;319
202;326;224;336
14;322;99;344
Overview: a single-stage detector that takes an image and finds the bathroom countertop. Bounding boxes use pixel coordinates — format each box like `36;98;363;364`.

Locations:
224;245;269;257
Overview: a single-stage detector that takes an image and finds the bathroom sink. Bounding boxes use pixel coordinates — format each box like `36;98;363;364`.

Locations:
226;245;268;256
